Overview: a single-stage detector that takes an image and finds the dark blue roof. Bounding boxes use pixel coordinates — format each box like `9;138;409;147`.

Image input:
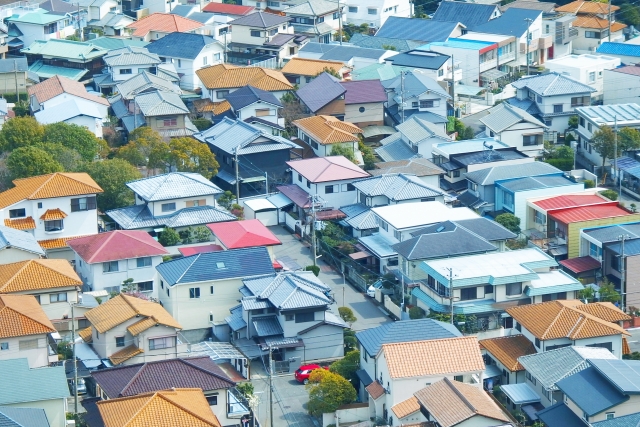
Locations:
376;17;460;42
156;247;274;285
608;238;640;256
597;42;640;58
146;32;218;60
385;49;449;70
355;318;461;356
470;8;542;37
432;1;498;27
536;402;586;427
225;85;282;111
556;367;628;416
592;412;640;427
296;72;345;112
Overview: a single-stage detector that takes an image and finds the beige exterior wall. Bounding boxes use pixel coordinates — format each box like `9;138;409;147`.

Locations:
0;247;41;264
0;71;28;95
0;334;50;368
8;398;67;427
345;103;384;127
147;114;186;134
567;214;640;258
8;287;79;322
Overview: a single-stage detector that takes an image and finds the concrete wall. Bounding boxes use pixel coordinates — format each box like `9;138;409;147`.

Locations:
345;0;412;28
299;323;344;360
0;335;50;368
8;398;67;427
0;247;40;264
492;121;545;157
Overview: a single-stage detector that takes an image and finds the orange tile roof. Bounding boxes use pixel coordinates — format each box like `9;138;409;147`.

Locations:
85;293;181;334
0;294;56;338
382;336;485;379
572;16;626;31
567;300;631;322
0;172;102;209
0;259;81;293
365;380;385;399
506;300;630;340
391;396;420;419
196;64;293;92
624;337;631;355
79;326;93;343
478;335;536;372
39;208;68;221
293;115;362;145
39;235;92;250
127;317;157;336
109;344;144;365
28;75;109;106
126;13;203;37
97;388;222;426
193;99;231;115
4;217;36;230
555;0;618;14
414;378;510;427
281;58;346;77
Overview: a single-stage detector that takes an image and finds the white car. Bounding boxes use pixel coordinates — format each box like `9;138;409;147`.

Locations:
366;286;376;298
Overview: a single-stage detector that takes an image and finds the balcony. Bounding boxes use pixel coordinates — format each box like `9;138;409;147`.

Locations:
498;51;516;65
227;387;251;419
538;34;553;49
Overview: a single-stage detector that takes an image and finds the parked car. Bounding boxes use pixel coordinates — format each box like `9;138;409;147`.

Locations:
366;286;376;298
69;378;86;395
295;364;328;384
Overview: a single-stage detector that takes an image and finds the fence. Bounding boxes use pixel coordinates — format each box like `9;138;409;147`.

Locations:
382;294;401;320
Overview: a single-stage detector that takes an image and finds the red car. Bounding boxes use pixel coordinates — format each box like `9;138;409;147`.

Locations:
295;364;328;384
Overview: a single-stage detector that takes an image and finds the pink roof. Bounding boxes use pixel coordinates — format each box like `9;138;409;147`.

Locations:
559;256;601;274
532;194;609;211
207;219;281;249
613;65;640;77
202;3;255;14
178;244;224;256
286;156;369;183
126;13;203;37
341;80;387;104
67;230;168;263
549;204;631;224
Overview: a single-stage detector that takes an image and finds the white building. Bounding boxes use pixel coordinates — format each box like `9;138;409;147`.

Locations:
344;0;411;28
34;98;106;137
27;75;109;119
544;54;620;102
603;65;640;105
0;225;44;263
6;9;76;48
480;102;547;158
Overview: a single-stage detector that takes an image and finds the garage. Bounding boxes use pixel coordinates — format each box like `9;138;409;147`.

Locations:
244;198;278;226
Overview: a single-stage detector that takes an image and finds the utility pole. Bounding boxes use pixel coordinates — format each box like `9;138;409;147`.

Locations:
608;0;612;42
268;345;274;427
619;234;628;311
451;54;456;118
614;115;618;189
400;71;406;123
338;0;342;45
264;172;268;196
525;18;532;76
444;267;455;324
13;59;18;102
310;194;318;266
71;303;78;414
234;146;240;205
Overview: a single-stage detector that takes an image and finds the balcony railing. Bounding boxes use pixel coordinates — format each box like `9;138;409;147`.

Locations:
227;388;251;419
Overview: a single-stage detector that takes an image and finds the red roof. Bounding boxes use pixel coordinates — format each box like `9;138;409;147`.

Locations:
178;244;224;256
559;256;602;274
549;204;632;224
207;219;281;249
532;194;610;211
286;156;369;183
202;3;255;14
315;209;347;220
126;13;203;37
67;231;168;263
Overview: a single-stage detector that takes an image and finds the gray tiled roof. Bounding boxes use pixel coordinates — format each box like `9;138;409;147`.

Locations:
169;4;197;17
135;90;189;116
0;57;28;73
375;137;416;162
229;11;290;28
452;218;517;241
355;318;461;356
225;305;247;331
371;157;444;177
127;172;223;202
352;173;443;201
252;316;283;336
382;71;450;100
0;407;50;427
108;94;128;118
0;226;44;256
156;247;274;285
432;1;498;27
300;42;388;61
480;102;546;133
349;33;424;52
0;359;69;406
592;412;640;427
241;296;271;311
384;49;450;70
376;16;461;42
505;97;541;115
345;208;378;231
284;0;338;16
497;174;574;192
106;205;235;230
226;85;282;111
396;116;450;143
242;271;331;310
103;47;160;66
146;32;219;60
511;72;596;96
583;223;640;244
115;71;180;100
464;162;561;186
296;72;344;112
469;7;542;37
339;203;368;217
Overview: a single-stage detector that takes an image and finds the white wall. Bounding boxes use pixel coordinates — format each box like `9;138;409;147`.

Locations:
603;70;640;105
0;247;41;264
344;0;411;28
63;115;103;138
292;171;360;209
491;121;545;157
236;100;284;127
544;55;619;100
165;43;224;90
110;64;159;82
0;335;50;368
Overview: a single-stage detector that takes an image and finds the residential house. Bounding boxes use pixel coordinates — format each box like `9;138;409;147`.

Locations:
604;65;640;105
134;89;198;137
348;33;425;52
33;95;107;137
0;295;57;368
194;118;298;197
296;71;346;117
201;3;255;19
384;50;453;83
293;115;362;160
126;13;204;42
99;46;161;87
508;72;596;135
83;293;184;366
169;5;232;44
479;334;537;387
87;12;135;37
146;32;224;90
0;225;45;263
0;58;29;95
0;358;68;427
541;9;579;59
67;230;169;298
196;63;293;102
339;203;379;237
597;42;640;65
96;389;222;427
375;117;452;163
555;0;625;53
106;172;234;234
21;39;108;80
91;357;238;426
223;84;285;129
0;172;103;259
77;0;122;24
0;408;50;427
480;102;547;158
27;75;109;120
207;219;281;260
601;234;640;308
298;43;396;70
370;157;444;188
375;16;465;43
346;0;411;29
156;247;275;333
545;54;620;102
282;0;341;44
6;9;76;49
281;57;347;86
455;31;520;72
352;173;444;207
341;80;387;128
431;1;500;27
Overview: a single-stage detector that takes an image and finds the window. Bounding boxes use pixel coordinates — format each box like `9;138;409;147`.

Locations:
167;288;170;297
209;314;213;322
137;257;152;268
285;314;294;321
420;100;436;108
19;339;38;350
368;8;377;14
453;375;463;382
256;108;274;116
348;6;357;12
359;106;365;113
571;96;589;107
588;123;592;132
9;208;25;218
523;134;542;146
295;312;314;323
579;117;585;127
138;281;153;292
484;285;494;294
161;203;176;212
268;1;279;6
217;90;229;99
606;413;615;420
115;337;125;347
119;68;132;74
585;31;601;38
526;372;537;385
421;197;435;202
503;191;514;209
587;342;613;351
50;293;67;303
206;394;218;405
346;183;355;191
0;342;7;350
214;53;221;61
149;336;176;350
515;322;521;332
611;255;620;272
506;283;522;296
37;202;42;209
438;68;444;77
306;179;311;189
160;280;164;289
45;220;63;232
333;12;339;19
325;185;335;194
318;16;324;23
186;199;205;207
394;229;401;241
553;104;563;113
412;101;419;108
161;117;178;127
460;287;477;301
210;286;214;294
589;242;602;259
251;30;261;37
535;338;541;348
378;219;388;231
534;210;545;225
289;47;296;55
189;287;201;299
103;261;118;272
298;173;302;182
453;170;460;178
71;196;97;212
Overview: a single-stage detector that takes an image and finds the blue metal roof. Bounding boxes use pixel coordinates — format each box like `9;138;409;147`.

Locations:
470;8;542;37
589;359;640;394
145;32;219;60
0;359;69;406
592;412;640;427
376;17;460;42
500;383;541;404
536;402;585;427
385;49;450;70
296;72;345;113
431;1;498;27
0;407;50;427
598;42;640;58
556;367;628;416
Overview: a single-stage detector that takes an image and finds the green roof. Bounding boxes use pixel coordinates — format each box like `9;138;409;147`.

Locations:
7;9;66;25
89;36;150;50
0;358;69;405
29;60;88;80
22;39;107;61
351;63;412;81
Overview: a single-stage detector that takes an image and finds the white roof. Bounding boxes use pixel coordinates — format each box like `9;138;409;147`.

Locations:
34;98;104;124
432;138;509;158
544;53;620;68
371;201;478;230
244;198;276;211
267;192;294;208
458;33;513;43
528;270;578;289
73;339;102;369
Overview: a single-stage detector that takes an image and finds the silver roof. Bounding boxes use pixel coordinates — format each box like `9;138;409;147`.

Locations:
284;0;339;16
352;173;443;201
106;205;235;229
511;72;596;96
396;116;449;143
583;223;640;243
103;46;160;66
480;102;546;133
345;209;378;230
241;296;271;310
135;90;189;116
225;305;247;331
375;137;416;162
252;316;283;337
115;71;180;100
0;225;45;256
127;172;223;202
242;271;331;310
576;103;640;126
465;162;561;186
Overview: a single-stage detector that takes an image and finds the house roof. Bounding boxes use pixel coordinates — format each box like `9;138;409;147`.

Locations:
444;217;516;241
584;223;640;244
134;90;189;117
34;98;104;124
479;335;536;372
281;57;344;77
577;104;640;127
295;71;345;112
589;358;640;394
96;388;221;427
196;63;292;91
293;115;361;144
27;75;109;106
286;156;369;183
102;46;160;66
376;16;462;42
355;318;461;357
156;246;274;285
537;402;586;427
371;157;444;177
113;71;180;101
573;15;626;31
0;57;28;73
0;358;68;406
414;378;510;427
126;172;222;202
549;204;631;224
228;11;290;27
300;42;389;61
125;13;203;37
201;2;254;14
0;173;102;210
242;271;333;311
480;102;546;133
0;225;44;256
375;136;416;162
556;366;628;416
559;255;603;273
352;173;443;201
382;70;450;99
7;9;66;25
592;412;640;427
145;32;218;60
352;62;412;81
106;205;235;230
391;396;421;419
341;79;387;104
555;0;618;14
0;259;81;293
0;294;55;338
382;336;484;378
0;407;50;427
396;116;450;143
21;39;107;61
67;231;168;264
372;202;478;230
597;42;640;58
284;0;338;16
469;7;541;37
533;193;609;210
91;357;235;399
432;1;498;27
85;294;181;334
35;0;77;14
385;49;450;70
349;33;424;52
502;0;557;12
511;71;596;96
207;219;281;249
366;381;386;399
225;84;282;111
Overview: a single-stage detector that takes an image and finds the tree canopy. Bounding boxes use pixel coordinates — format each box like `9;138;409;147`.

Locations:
306;369;357;417
0;117;45;151
592;126;640;171
330;350;360;387
495;213;521;234
7;146;64;179
330;144;357;163
43;122;108;161
80;159;141;211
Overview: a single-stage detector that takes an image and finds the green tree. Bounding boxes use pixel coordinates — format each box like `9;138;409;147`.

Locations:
599;278;621;304
306;370;356;417
167;138;219;178
0;117;45;151
304;265;320;276
42;144;84;172
236;382;254;397
43;122;107;161
192;117;213;131
81;158;141;211
6;146;63;179
343;329;357;352
359;141;377;170
230;203;244;219
462;126;475;140
218;191;235;209
568;115;579;129
158;227;181;246
555;145;575;159
600;189;619;201
381;44;397;51
409;306;426;319
179;226;194;244
330;350;360;386
578;285;596;302
118;127;168;170
495;213;521;234
338;307;357;326
330;144;357;163
584;179;595;189
621;3;640;26
192;226;211;242
316;67;341;79
12;100;29;117
592;126;640;172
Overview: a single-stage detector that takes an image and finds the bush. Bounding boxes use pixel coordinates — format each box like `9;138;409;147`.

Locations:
409;306;425;319
230;203;244;219
192;226;211;242
495;213;521;234
338;307;357;325
158;227;181;246
192;117;213;131
599;189;619;201
306;370;356;417
218;191;235;209
545;157;573;171
304;265;320;276
584;179;595;189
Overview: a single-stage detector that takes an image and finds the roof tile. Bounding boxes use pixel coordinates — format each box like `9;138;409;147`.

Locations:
109;344;144;365
0;294;56;338
201;3;254;14
0;259;81;293
293;115;361;144
281;57;345;77
125;13;203;37
67;230;168;264
196;64;292;91
0;173;102;209
391;396;420;419
478;335;536;371
4;217;36;230
39;208;67;220
366;380;385;399
286;156;370;182
27;75;109;106
207;219;281;249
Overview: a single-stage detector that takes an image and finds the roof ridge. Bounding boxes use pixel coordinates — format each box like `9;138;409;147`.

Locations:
444;378;478;418
155;391;217;426
86;231;118;263
2;302;55;334
119;363;148;396
181;358;236;385
175;253;202;284
0;260;31;292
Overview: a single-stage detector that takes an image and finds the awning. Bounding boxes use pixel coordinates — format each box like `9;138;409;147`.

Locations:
316;209;346;220
349;250;372;260
216;170;237;185
244;198;276;212
522;403;544;421
501;383;541;405
362;125;396;138
276;184;311;208
455;84;483;96
267;192;294;208
549;245;568;256
483;364;502;378
559;256;601;274
481;69;508;81
355;369;373;387
243;175;266;183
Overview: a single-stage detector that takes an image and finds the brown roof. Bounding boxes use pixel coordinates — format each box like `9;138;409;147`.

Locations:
478;335;536;372
506;300;630;340
39;235;92;250
293;115;362;145
4;217;36;230
414;378;510;427
196;64;293;91
366;380;385;399
193;99;231;115
97;388;222;426
109;345;144;365
85;293;181;334
0;259;81;293
40;208;68;220
555;0;618;14
79;326;93;343
572;16;626;31
28;75;109;106
382;336;485;379
0;294;56;338
125;13;203;37
391;396;421;419
281;57;345;77
0;172;102;209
